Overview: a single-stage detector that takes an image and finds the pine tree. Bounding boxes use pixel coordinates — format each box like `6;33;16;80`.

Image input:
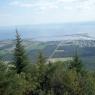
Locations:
37;51;46;64
69;50;83;73
14;30;28;74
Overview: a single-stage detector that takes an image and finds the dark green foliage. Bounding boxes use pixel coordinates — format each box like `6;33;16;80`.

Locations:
0;34;95;95
0;61;28;95
69;51;83;73
1;53;95;95
37;51;46;64
14;30;28;74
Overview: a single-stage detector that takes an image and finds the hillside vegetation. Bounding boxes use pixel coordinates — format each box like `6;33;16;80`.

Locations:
1;39;95;70
0;31;95;95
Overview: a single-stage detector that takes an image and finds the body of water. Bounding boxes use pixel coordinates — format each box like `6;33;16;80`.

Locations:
0;22;95;41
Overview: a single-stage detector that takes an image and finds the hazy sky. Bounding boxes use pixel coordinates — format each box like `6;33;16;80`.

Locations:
0;0;95;26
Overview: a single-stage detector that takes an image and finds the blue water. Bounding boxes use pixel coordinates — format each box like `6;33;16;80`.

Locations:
0;23;95;41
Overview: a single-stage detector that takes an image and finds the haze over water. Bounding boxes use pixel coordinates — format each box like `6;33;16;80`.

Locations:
0;22;95;41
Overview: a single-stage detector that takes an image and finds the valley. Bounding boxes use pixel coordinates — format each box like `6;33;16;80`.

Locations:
0;39;95;70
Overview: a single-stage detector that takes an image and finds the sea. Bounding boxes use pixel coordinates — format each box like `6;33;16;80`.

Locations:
0;22;95;41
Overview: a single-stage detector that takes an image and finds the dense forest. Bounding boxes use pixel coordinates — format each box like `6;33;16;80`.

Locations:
0;31;95;95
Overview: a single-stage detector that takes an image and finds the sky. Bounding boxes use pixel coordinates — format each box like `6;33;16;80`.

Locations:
0;0;95;26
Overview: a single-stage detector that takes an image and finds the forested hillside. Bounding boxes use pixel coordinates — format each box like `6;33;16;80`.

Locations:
0;31;95;95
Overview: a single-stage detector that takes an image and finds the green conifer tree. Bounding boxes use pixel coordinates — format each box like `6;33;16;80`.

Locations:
14;30;28;74
37;51;46;64
69;49;83;73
